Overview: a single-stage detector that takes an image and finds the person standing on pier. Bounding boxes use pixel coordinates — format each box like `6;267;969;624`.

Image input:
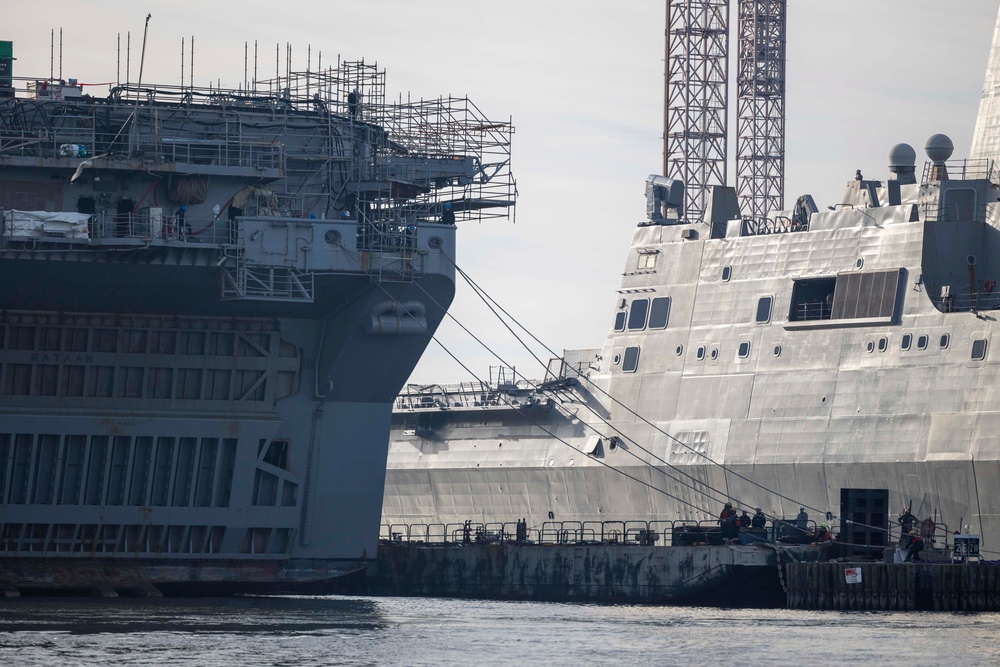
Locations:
796;507;809;533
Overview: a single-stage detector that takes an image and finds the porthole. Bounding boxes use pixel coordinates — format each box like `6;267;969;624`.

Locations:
940;334;950;349
721;265;732;282
738;341;751;358
675;345;684;356
917;335;928;350
773;344;782;357
696;346;706;361
901;333;912;351
324;229;342;245
866;341;875;353
856;257;864;269
568;458;575;466
877;337;888;353
548;459;555;467
710;347;719;360
613;353;621;365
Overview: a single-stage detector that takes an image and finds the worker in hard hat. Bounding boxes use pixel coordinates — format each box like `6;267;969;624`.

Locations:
904;530;924;562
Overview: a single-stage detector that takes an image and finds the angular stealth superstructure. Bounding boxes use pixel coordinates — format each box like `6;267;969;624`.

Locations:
384;6;1000;555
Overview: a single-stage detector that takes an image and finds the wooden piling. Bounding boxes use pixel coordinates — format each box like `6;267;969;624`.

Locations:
784;562;1000;611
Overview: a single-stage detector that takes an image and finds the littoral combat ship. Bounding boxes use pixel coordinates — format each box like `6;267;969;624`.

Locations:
0;38;515;595
385;8;1000;554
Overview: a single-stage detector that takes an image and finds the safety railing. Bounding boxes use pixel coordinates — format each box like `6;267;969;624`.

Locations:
380;518;839;548
381;520;676;546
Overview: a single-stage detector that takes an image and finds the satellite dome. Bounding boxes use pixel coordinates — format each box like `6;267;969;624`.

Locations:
925;134;954;164
888;143;916;169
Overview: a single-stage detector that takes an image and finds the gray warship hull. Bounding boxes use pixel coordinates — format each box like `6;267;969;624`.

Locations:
0;43;514;594
384;7;1000;553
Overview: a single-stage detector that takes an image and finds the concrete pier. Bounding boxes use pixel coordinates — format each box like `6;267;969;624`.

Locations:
356;542;792;606
784;562;1000;611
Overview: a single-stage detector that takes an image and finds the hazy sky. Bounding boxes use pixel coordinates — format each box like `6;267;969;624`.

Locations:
6;1;999;385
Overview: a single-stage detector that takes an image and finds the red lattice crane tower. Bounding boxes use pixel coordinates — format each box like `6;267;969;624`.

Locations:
663;0;786;223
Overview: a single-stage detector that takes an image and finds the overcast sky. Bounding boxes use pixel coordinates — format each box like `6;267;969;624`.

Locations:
6;1;1000;386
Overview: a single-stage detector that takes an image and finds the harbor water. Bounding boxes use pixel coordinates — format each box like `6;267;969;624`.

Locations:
0;596;998;666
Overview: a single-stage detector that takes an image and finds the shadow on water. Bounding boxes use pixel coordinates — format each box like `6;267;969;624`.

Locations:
0;595;387;635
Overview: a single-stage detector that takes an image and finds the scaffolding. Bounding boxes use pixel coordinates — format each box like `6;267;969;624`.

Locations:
664;0;730;223
736;0;786;221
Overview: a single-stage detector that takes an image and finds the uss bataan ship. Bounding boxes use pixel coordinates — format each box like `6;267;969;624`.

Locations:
385;9;1000;553
0;38;515;595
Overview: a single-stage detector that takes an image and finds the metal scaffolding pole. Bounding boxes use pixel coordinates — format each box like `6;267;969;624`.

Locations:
664;0;730;223
736;0;786;220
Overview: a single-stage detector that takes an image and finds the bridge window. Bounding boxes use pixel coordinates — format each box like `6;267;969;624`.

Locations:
627;299;649;331
613;311;626;332
648;297;671;329
789;270;902;325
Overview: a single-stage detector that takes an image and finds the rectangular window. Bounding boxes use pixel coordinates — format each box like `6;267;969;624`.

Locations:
637;250;658;271
738;341;751;358
972;339;988;361
613;311;627;332
789;270;902;325
627;299;649;331
622;346;640;373
648;297;671;329
756;296;773;324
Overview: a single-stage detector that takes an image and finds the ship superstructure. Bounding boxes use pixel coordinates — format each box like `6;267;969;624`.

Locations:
384;10;1000;554
0;41;515;594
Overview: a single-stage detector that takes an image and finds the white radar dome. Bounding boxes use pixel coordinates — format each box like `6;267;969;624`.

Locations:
888;143;916;169
925;134;954;164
